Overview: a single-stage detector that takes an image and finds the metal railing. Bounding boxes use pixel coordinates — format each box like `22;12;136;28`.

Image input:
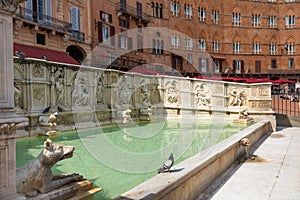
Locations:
71;30;85;42
16;6;72;33
272;93;300;116
116;3;150;24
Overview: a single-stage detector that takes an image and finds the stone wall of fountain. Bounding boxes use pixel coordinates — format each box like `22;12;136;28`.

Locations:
13;59;275;136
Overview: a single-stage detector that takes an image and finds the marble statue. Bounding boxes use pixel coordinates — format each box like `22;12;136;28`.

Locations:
95;73;104;104
194;83;211;106
14;84;22;108
141;85;151;106
72;73;89;106
119;76;131;105
55;77;64;105
16;139;83;197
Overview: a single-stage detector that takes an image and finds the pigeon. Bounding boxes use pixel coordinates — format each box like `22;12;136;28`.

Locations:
53;112;59;118
58;106;65;112
157;153;174;174
42;106;51;114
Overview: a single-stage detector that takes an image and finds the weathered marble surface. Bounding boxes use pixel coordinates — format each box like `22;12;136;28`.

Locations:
13;59;273;134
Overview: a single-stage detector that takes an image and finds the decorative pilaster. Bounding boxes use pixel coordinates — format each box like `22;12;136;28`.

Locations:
0;0;28;199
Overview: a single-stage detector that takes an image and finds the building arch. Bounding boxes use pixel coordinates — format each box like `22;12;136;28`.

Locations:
196;0;208;10
269;36;277;44
199;31;207;40
285;7;295;16
66;45;86;64
232;6;242;14
253;35;261;43
286;36;295;43
233;33;241;42
186;27;193;38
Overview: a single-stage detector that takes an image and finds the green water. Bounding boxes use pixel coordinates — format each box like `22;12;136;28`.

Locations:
16;119;249;199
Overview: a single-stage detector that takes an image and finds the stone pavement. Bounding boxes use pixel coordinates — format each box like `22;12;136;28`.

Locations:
206;127;300;200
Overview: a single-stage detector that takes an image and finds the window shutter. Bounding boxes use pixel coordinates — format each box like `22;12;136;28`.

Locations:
118;35;121;47
77;8;80;30
109;14;112;23
38;0;44;22
241;60;244;73
100;11;103;20
126;16;130;28
25;0;33;19
233;60;236;72
98;21;103;43
71;7;80;30
128;37;133;50
199;58;202;69
206;58;209;73
110;26;115;46
45;0;52;24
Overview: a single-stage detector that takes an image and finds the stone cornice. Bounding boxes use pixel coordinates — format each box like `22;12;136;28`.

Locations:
0;117;28;138
0;0;27;13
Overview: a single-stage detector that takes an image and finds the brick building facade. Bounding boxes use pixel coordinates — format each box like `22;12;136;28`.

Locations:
13;0;92;64
13;0;300;81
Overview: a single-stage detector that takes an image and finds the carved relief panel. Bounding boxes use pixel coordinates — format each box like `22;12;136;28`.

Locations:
165;80;179;104
227;87;248;107
72;71;90;106
193;82;212;107
32;84;46;107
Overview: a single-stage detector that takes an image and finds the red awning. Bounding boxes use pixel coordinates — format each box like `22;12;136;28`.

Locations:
13;43;80;65
245;78;272;83
272;79;296;85
194;75;207;79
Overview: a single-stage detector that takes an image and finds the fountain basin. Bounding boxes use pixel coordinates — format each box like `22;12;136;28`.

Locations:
16;118;253;199
115;120;274;200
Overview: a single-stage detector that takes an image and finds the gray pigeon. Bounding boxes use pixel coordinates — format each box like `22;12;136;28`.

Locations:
157;153;174;173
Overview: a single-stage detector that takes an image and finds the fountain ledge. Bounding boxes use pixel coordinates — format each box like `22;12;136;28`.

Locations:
115;120;274;200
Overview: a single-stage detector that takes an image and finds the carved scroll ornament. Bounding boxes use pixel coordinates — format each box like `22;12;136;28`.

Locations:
0;0;27;13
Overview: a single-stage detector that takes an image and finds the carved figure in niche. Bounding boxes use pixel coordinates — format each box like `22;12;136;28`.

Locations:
32;64;44;78
119;76;131;105
14;84;22;108
16;139;83;197
95;73;104;104
194;83;211;106
72;73;89;106
166;81;178;103
119;88;131;105
33;86;44;104
141;85;151;106
55;76;64;105
229;88;247;107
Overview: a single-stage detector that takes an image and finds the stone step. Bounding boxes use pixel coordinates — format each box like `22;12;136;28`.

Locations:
27;180;100;200
67;187;102;200
71;180;94;191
